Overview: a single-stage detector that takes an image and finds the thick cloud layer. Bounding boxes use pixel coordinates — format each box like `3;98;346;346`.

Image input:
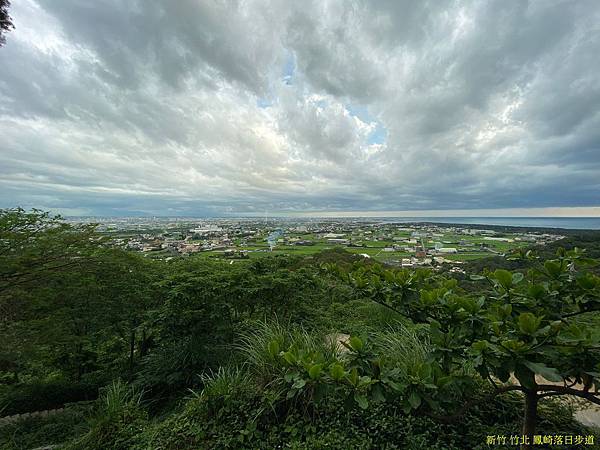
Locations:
0;0;599;216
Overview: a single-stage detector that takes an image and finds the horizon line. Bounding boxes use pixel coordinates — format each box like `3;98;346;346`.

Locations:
57;206;600;218
279;207;600;218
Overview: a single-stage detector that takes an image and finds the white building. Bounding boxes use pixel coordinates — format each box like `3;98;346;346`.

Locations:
438;247;458;254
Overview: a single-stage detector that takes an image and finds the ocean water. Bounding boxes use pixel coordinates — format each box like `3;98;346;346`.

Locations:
376;217;600;230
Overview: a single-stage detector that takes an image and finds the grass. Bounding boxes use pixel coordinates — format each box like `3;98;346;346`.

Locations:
444;252;491;261
236;320;341;386
372;325;431;379
98;380;144;421
194;367;253;400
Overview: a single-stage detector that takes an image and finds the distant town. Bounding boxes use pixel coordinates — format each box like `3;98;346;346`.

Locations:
67;217;564;273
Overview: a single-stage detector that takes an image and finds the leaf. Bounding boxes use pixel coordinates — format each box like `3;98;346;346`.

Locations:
470;275;486;281
371;384;386;403
523;361;562;382
512;272;524;284
349;336;364;352
354;392;369;410
268;340;280;357
329;363;345;381
527;284;546;299
282;351;296;365
494;269;513;289
308;364;323;380
471;340;489;353
292;378;306;389
418;363;432;379
385;379;405;392
408;391;422;409
514;364;535;389
577;275;597;290
347;367;359;386
284;371;299;383
518;313;542;335
544;261;562;278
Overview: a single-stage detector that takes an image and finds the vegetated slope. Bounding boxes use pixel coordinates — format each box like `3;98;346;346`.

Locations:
1;209;600;450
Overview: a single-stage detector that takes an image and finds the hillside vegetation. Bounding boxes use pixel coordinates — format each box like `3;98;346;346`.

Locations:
1;209;600;450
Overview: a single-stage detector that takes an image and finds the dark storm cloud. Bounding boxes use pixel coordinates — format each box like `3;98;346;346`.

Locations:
0;0;599;216
34;0;282;92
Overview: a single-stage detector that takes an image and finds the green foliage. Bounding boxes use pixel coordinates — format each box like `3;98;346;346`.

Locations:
371;326;430;375
3;209;600;449
236;320;345;414
1;209;158;387
327;247;600;440
195;366;253;400
65;380;147;450
99;380;144;422
235;321;468;417
136;381;594;450
0;380;98;415
236;320;290;380
0;406;90;450
0;208;103;306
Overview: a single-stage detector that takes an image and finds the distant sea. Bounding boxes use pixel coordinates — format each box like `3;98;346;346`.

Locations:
375;217;600;230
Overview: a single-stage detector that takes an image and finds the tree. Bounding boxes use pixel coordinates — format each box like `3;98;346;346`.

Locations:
0;208;100;338
136;266;237;393
0;208;104;382
0;209;100;291
0;0;14;47
0;208;155;383
327;248;600;450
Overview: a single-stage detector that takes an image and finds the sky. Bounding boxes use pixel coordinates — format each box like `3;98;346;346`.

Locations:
0;0;599;217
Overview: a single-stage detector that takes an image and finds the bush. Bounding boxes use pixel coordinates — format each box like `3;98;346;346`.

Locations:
0;380;99;416
135;321;600;449
138;384;599;450
0;405;90;450
236;320;341;384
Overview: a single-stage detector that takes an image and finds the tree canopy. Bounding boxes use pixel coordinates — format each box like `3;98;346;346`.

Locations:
0;0;14;47
324;249;600;448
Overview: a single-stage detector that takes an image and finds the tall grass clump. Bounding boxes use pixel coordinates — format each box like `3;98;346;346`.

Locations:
372;325;432;380
195;366;253;400
99;380;144;421
236;320;341;385
65;380;147;450
236;320;290;382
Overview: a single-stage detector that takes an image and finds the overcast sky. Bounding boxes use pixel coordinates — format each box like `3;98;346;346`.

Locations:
0;0;599;216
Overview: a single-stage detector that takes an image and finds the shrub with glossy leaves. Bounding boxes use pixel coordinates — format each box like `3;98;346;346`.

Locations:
327;249;600;448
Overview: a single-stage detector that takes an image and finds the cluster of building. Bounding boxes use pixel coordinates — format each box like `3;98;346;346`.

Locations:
88;217;563;267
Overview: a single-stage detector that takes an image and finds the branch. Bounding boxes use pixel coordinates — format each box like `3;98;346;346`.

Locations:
369;296;407;318
562;309;599;319
424;385;524;424
537;384;600;406
487;372;499;390
564;378;578;389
